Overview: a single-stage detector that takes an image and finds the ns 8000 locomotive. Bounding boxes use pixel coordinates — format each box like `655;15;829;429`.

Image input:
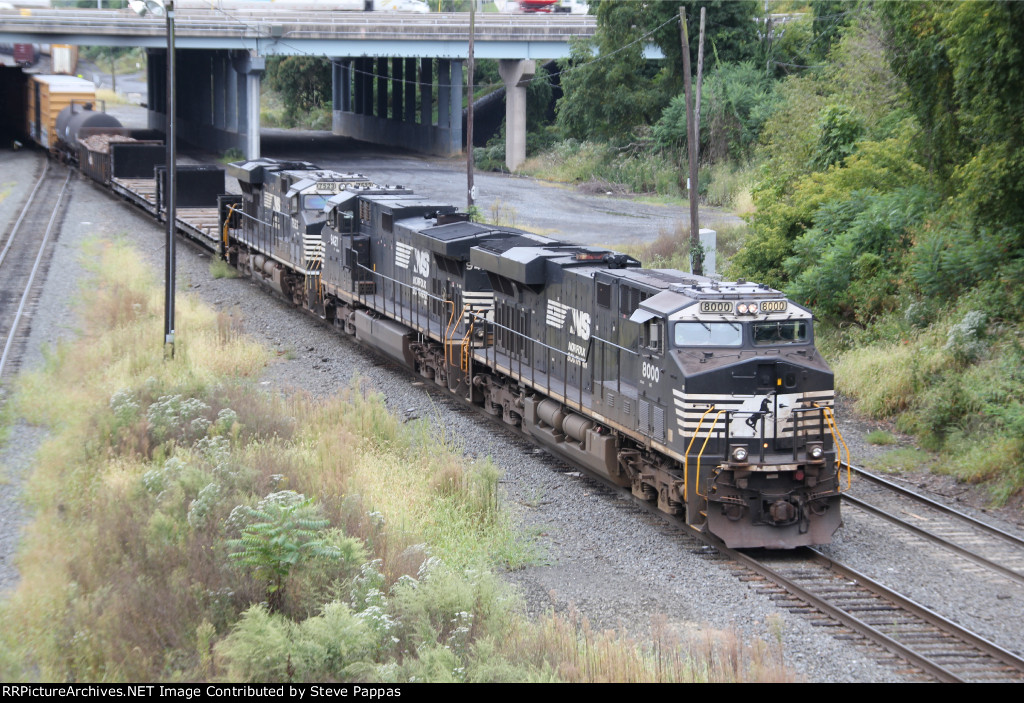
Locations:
222;158;846;549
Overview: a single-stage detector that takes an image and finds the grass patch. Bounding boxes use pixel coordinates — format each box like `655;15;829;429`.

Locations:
701;161;758;215
0;236;794;683
610;220;750;274
520;140;758;218
864;429;897;446
209;257;239;279
827;300;1024;505
521;140;684;198
871;448;932;474
217;148;245;166
94;88;129;106
485;198;519;228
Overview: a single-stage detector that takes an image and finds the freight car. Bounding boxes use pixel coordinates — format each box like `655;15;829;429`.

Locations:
26;74;96;151
220;158;848;549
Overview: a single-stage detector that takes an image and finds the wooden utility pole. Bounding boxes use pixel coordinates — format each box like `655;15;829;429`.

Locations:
467;0;476;211
695;7;705;152
679;7;702;275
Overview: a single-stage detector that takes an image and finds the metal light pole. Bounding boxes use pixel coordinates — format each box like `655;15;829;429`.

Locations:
466;0;475;212
129;0;176;358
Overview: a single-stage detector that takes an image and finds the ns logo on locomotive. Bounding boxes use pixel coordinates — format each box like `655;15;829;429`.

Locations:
221;158;847;550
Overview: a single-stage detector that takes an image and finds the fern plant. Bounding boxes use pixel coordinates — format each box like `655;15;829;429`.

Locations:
228;491;340;612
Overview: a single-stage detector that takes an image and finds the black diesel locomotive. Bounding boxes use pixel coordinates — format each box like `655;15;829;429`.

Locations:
222;157;847;549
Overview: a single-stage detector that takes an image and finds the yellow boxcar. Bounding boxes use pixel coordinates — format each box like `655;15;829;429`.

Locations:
26;74;95;150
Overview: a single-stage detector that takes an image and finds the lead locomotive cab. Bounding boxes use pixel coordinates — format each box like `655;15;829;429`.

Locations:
629;280;843;549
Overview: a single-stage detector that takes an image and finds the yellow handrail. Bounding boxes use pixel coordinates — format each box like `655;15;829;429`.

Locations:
221;203;237;252
460;320;475;372
683;405;718;502
815;403;851;491
694;410;726;499
442;300;456;365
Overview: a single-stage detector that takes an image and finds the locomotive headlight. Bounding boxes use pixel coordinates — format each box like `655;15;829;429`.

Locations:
807;443;824;461
737;303;754;315
730;445;749;464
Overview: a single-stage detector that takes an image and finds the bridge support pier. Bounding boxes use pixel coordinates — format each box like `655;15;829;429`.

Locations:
332;56;463;156
498;58;535;172
146;48;263;159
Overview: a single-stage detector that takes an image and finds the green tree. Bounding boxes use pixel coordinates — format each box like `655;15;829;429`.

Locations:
640;0;760;88
556;0;760;141
811;103;863;169
877;1;963;183
266;56;333;125
555;1;663;140
228;491;343;612
880;1;1024;306
809;0;857;62
653;61;776;163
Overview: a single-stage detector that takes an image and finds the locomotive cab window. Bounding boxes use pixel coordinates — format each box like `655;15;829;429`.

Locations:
674;321;742;347
642;319;663;353
753;320;810;345
304;194;329;211
331;210;355;234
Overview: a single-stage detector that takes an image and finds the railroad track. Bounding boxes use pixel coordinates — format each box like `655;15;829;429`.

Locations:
835;464;1024;589
0;160;73;380
722;545;1024;682
842;464;1024;588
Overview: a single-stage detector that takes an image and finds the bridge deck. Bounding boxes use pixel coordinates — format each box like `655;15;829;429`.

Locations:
0;8;597;57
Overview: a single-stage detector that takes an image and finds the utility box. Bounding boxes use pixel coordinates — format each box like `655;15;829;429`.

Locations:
698;228;717;277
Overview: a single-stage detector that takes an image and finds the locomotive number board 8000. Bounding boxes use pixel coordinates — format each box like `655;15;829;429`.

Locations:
699;300;789;314
700;301;733;313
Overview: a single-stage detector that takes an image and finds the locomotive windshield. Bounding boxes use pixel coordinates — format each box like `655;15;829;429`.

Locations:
672;319;811;347
304;194;330;211
752;320;809;345
674;321;743;347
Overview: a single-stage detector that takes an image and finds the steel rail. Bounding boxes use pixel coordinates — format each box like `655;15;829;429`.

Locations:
842;492;1024;588
0;158;49;271
846;462;1024;550
0;168;73;379
535;446;1024;682
718;543;967;683
808;548;1024;679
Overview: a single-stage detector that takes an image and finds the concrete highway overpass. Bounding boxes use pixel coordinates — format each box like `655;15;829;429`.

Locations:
0;6;612;166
